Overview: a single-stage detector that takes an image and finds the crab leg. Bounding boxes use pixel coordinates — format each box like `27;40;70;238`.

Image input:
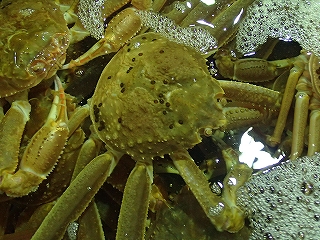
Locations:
170;149;251;233
31;150;122;240
70;131;104;240
0;76;68;197
267;62;305;148
63;7;142;69
116;159;153;240
219;80;281;108
291;80;310;159
0;91;31;180
308;53;320;156
204;0;255;49
218;80;281;129
308;108;320;156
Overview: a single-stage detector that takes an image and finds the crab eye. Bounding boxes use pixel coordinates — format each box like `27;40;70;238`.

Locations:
30;59;46;75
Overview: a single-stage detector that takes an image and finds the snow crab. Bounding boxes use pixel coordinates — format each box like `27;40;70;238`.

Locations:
0;0;160;198
216;50;320;160
31;31;284;239
2;0;318;239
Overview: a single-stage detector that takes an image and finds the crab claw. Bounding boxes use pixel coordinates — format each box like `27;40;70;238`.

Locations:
0;76;69;197
62;8;142;69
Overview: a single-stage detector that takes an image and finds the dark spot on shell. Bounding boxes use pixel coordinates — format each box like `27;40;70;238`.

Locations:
127;48;131;52
93;105;100;122
159;49;164;53
169;124;174;129
142;36;147;40
138;52;143;56
178;120;183;124
132;58;135;62
120;83;124;88
121;88;125;93
159;99;164;104
163;80;168;84
98;121;105;131
158;93;163;98
126;67;133;73
98;102;102;107
107;76;112;79
152;38;157;41
165;102;170;107
151;80;156;84
154;100;158;104
163;111;167;115
118;117;122;123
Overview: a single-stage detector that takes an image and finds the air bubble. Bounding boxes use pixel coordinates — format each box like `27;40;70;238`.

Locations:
301;181;314;195
136;10;217;54
208;203;224;217
67;222;79;240
236;0;320;57
236;153;320;239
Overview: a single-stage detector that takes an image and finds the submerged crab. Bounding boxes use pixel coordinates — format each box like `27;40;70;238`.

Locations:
0;0;69;98
31;31;284;239
0;0;157;198
3;0;314;239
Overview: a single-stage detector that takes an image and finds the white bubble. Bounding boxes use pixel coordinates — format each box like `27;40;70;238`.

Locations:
78;0;105;40
236;0;320;57
136;10;218;54
237;153;320;239
67;222;79;240
208;202;224;217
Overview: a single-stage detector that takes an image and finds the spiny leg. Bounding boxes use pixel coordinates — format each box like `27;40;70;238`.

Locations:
0;76;69;197
116;159;153;240
218;80;281;129
0;91;31;182
170;149;251;233
64;0;156;69
31;150;122;240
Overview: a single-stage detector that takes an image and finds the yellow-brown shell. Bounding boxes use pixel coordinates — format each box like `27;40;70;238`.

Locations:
0;0;69;97
90;33;226;159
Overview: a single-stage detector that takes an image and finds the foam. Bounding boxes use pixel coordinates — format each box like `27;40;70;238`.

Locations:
78;0;105;40
136;10;218;54
237;153;320;239
76;0;217;54
236;0;320;57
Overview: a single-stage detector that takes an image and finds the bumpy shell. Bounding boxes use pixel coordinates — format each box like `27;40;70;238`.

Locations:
0;0;69;97
90;33;225;159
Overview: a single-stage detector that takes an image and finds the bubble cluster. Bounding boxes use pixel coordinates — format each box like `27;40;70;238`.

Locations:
236;0;320;57
237;153;320;239
67;222;79;240
136;10;218;54
77;0;105;40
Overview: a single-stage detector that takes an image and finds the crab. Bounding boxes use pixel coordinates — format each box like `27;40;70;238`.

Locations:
29;31;287;239
1;0;312;239
0;0;163;198
0;0;261;197
215;49;320;160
